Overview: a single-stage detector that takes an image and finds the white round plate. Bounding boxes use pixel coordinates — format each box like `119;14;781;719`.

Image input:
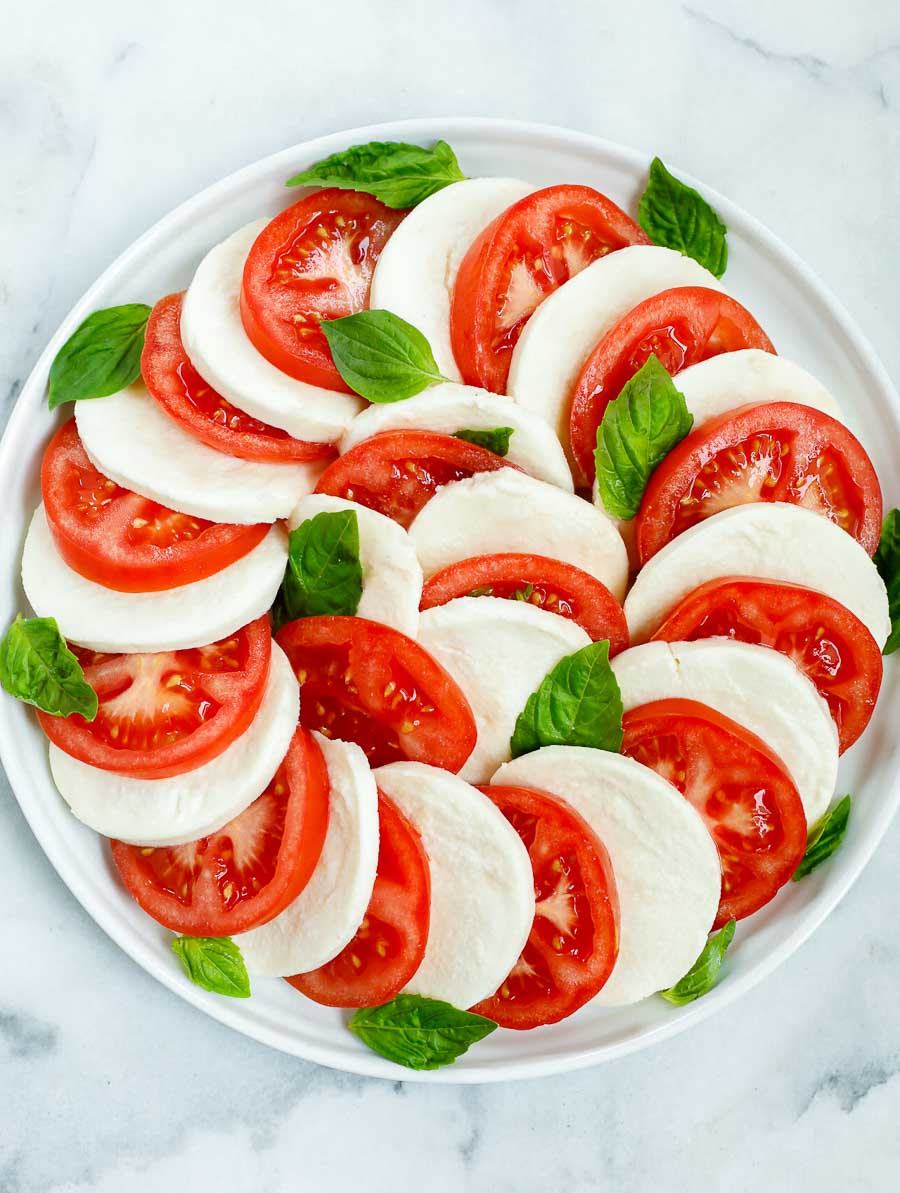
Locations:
1;118;898;1083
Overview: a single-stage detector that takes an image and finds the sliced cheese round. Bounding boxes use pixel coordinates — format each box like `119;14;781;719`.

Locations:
623;502;891;647
493;746;721;1006
23;506;287;653
408;468;629;600
238;734;379;976
49;643;299;845
417;597;590;784
374;760;534;1008
370;178;533;380
340;381;573;491
180;220;364;441
612;638;839;822
289;494;423;636
75;382;326;524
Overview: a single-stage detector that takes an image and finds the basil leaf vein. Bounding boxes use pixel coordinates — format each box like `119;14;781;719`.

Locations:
286;139;466;208
638;157;728;278
453;426;514;456
274;510;363;631
171;936;251;998
321;310;449;403
0;615;97;720
792;795;852;881
874;509;900;655
349;994;496;1070
48;304;151;410
660;919;736;1006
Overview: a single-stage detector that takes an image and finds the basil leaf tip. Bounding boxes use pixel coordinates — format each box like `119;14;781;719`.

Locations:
874;509;900;655
660;919;736;1006
349;994;496;1070
48;303;152;410
0;615;97;720
171;936;251;999
453;426;514;456
638;157;728;278
286;139;466;208
273;510;363;631
792;795;852;881
322;309;449;403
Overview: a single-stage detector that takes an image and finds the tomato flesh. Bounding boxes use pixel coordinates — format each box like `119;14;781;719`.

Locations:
315;430;514;528
622;699;807;926
451;185;649;393
276;616;477;772
110;728;330;935
287;791;430;1007
651;576;883;752
240;189;405;391
420;552;629;650
568;287;775;483
471;785;619;1028
38;617;272;778
636;401;883;562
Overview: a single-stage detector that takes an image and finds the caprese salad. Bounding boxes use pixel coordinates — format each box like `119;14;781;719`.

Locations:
2;138;898;1073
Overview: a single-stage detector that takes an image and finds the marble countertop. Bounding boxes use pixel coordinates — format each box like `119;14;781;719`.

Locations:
2;2;899;1190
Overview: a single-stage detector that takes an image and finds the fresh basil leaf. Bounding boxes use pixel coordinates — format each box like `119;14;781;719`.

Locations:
510;639;623;758
286;139;466;209
349;994;496;1070
595;354;693;520
274;511;363;631
874;509;900;655
453;426;514;456
638;157;728;278
47;304;151;410
171;936;250;998
660;919;736;1006
792;795;852;881
322;310;449;402
0;615;97;720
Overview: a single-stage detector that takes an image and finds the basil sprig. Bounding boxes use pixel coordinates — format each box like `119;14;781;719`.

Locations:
661;920;736;1006
349;994;496;1070
48;304;151;410
0;615;97;720
792;795;852;881
638;157;728;278
874;509;900;655
171;936;251;999
511;639;623;758
595;354;693;520
286;140;466;209
273;510;363;632
322;310;449;402
453;426;514;456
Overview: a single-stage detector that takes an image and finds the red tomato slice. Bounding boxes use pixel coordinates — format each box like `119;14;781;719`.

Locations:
141;292;336;463
451;185;649;393
315;429;514;528
569;287;775;482
419;552;629;651
110;728;329;935
636;401;883;562
622;699;807;927
37;617;272;778
470;784;619;1028
240;189;405;391
651;576;883;753
42;419;268;593
276;616;477;771
287;791;430;1008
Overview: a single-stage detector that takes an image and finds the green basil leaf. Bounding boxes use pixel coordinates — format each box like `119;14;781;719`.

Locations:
660;919;736;1006
171;936;250;998
274;510;363;631
453;426;514;456
0;615;97;720
286;139;466;209
321;310;449;402
47;304;151;410
595;354;694;520
638;157;728;278
510;639;623;758
349;994;496;1070
874;509;900;655
792;795;852;881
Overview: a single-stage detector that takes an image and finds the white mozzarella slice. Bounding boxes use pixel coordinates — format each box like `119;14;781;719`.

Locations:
288;494;423;636
238;734;379;976
22;506;287;653
408;469;629;600
75;383;325;524
612;639;839;823
340;381;573;491
623;503;891;648
493;746;720;1006
676;349;842;429
508;245;723;454
180;220;364;441
370;178;533;380
417;597;590;784
48;644;299;846
374;761;534;1008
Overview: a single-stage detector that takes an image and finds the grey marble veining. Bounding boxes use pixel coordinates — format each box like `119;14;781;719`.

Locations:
2;1;900;1190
